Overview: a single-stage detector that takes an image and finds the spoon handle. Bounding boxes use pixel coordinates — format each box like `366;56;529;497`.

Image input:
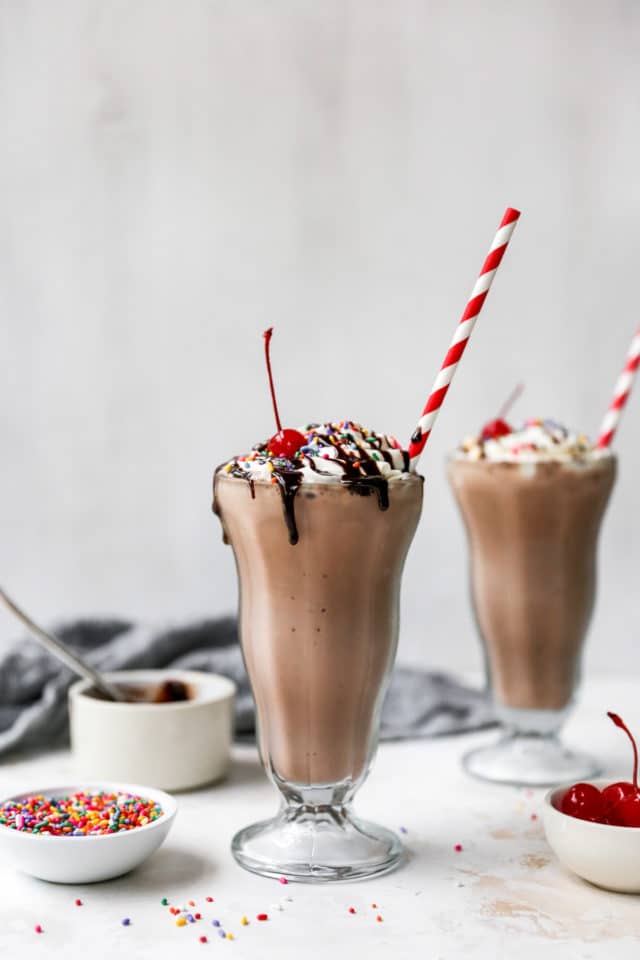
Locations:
0;586;125;702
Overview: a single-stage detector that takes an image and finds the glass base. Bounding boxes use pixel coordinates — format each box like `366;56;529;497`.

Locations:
463;732;600;787
231;804;404;882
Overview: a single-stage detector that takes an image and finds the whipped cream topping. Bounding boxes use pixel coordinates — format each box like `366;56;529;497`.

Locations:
220;421;412;484
456;419;612;463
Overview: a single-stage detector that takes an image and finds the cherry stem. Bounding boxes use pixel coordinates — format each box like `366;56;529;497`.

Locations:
497;382;525;421
608;711;638;791
263;327;282;434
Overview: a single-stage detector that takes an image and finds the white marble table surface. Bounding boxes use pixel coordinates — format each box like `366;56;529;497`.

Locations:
1;677;639;959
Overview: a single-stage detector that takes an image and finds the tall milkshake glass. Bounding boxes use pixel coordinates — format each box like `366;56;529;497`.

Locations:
213;207;520;874
447;421;615;785
214;424;422;881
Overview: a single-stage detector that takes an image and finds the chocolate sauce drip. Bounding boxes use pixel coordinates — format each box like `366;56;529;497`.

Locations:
229;462;255;496
306;458;338;478
271;467;304;545
312;438;392;512
211;465;228;543
212;462;256;544
345;474;390;510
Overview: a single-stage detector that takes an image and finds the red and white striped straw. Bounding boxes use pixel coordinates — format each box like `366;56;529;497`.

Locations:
596;324;640;449
408;207;521;464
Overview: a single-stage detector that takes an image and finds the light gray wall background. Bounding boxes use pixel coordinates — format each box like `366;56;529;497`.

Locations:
1;1;639;676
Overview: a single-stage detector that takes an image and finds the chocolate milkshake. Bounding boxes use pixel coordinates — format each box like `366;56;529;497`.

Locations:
215;420;423;879
448;418;615;785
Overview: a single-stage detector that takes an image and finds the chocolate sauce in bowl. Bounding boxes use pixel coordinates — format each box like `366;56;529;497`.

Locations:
86;680;192;704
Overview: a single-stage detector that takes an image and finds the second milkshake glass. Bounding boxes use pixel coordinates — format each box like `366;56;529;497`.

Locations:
215;471;423;881
448;454;616;785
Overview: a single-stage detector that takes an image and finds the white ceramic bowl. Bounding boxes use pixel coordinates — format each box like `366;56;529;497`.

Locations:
0;781;177;883
69;669;236;791
543;779;640;893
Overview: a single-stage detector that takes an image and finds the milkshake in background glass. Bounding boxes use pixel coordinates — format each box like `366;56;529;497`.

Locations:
214;420;422;880
448;417;615;786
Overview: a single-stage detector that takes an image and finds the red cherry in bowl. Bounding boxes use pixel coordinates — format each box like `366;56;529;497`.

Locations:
602;781;637;817
558;712;640;828
608;793;640;828
481;418;513;441
560;782;604;822
267;429;306;459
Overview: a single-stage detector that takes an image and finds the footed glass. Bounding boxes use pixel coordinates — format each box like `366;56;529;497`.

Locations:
448;455;616;786
215;471;422;881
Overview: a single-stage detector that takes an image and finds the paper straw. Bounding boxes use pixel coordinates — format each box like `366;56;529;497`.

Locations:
408;207;521;464
596;324;640;448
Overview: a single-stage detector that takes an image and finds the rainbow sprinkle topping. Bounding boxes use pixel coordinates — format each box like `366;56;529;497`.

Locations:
0;790;163;836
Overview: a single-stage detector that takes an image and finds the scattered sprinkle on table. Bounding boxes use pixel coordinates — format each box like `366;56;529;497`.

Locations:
348;907;356;914
195;912;202;919
205;896;214;902
376;915;383;922
399;826;408;834
454;844;463;852
34;925;43;934
161;897;169;905
257;913;268;921
176;917;186;927
199;936;207;944
212;920;220;927
121;918;131;926
371;903;377;909
75;899;82;906
0;790;163;836
531;813;538;821
226;933;234;940
218;930;226;939
279;876;288;884
241;916;249;926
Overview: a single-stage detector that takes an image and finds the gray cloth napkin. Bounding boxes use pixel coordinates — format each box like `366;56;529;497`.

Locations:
0;619;494;756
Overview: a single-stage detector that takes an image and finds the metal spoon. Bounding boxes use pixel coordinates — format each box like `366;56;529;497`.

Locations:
0;585;126;702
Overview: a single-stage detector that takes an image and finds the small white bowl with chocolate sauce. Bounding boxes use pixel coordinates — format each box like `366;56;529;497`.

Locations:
69;670;236;792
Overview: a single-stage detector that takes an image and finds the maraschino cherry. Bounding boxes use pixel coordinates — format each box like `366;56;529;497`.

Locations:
480;382;523;441
560;782;605;822
262;328;305;459
560;711;640;827
481;418;512;441
603;712;640;827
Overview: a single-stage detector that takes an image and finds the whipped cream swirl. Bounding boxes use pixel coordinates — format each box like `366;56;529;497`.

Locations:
220;421;412;483
456;419;612;463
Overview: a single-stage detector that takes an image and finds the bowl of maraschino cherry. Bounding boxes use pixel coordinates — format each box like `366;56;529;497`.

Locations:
543;712;640;893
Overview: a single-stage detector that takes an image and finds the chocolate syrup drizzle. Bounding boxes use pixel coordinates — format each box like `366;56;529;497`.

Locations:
213;424;412;547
